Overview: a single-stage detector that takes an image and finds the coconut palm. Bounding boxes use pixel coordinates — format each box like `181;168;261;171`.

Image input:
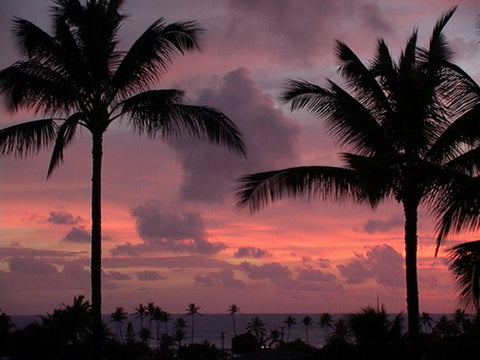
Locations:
319;312;333;343
227;304;240;336
446;241;480;312
246;317;267;344
0;0;246;354
301;315;313;345
134;304;148;328
173;317;188;348
185;303;201;344
159;309;172;336
283;315;296;342
420;312;433;334
110;307;128;343
236;8;476;354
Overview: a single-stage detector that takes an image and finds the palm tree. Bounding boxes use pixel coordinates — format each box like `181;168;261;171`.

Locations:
185;303;201;344
236;8;476;354
247;317;267;344
173;317;188;348
134;304;147;329
283;315;296;342
446;241;480;312
227;304;240;336
301;315;312;345
0;0;246;353
319;312;333;343
110;307;128;343
420;312;433;334
147;302;156;335
159;309;172;336
151;305;163;346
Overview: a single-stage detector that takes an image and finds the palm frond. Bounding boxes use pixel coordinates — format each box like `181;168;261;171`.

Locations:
47;113;83;177
112;19;202;96
447;240;480;311
235;166;361;212
121;90;246;155
0;119;58;157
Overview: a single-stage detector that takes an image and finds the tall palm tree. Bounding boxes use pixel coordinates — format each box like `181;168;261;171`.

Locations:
301;315;312;345
159;309;171;336
185;303;201;344
236;8;476;355
446;240;480;312
0;0;246;354
319;312;333;343
283;315;296;342
110;307;128;343
134;304;147;328
227;304;240;336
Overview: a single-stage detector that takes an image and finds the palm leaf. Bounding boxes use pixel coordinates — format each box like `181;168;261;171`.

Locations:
47;113;83;177
0;119;58;157
121;90;246;155
447;240;480;311
112;19;202;96
235;166;361;212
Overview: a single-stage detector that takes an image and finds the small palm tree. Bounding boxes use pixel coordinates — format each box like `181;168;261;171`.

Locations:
110;307;128;343
159;309;172;336
446;241;480;312
247;317;267;344
185;303;201;344
227;304;240;336
283;315;296;342
147;302;156;334
0;1;246;354
301;315;312;345
174;317;188;348
134;304;147;328
319;312;333;343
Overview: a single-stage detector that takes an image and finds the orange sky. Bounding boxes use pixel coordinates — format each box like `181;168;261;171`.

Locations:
1;0;479;316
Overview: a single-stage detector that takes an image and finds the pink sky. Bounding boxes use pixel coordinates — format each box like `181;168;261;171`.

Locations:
1;0;479;316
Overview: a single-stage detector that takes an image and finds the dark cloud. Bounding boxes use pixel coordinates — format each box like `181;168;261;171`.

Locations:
296;269;336;282
194;269;246;288
62;263;89;278
8;257;58;274
47;211;84;225
238;261;291;281
0;246;86;259
234;247;271;258
105;271;132;281
62;226;91;243
136;270;166;281
337;244;404;287
100;255;232;270
363;216;403;233
112;203;226;255
170;68;300;203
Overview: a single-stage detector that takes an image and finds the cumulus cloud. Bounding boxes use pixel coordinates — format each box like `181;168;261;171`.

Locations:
47;211;84;225
136;271;166;281
62;226;91;243
296;269;336;282
170;68;300;203
112;203;226;255
105;271;132;281
238;261;292;282
234;247;271;258
194;269;246;288
8;257;58;274
363;216;403;233
337;244;404;287
62;263;89;278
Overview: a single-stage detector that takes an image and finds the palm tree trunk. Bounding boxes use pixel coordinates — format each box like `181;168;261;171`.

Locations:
403;195;420;359
91;131;103;359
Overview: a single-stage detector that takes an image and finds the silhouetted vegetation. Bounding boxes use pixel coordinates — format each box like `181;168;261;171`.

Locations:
2;301;480;359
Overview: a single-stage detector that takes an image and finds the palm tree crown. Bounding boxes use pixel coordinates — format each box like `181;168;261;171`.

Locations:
236;7;477;355
0;1;246;356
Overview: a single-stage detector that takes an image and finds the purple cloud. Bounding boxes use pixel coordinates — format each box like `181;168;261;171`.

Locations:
9;257;58;274
238;261;291;281
363;216;403;233
234;247;271;258
47;211;84;226
136;271;166;281
62;226;91;243
194;269;246;288
296;269;336;282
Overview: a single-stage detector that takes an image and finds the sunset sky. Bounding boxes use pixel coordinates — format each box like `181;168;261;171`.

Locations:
1;0;479;316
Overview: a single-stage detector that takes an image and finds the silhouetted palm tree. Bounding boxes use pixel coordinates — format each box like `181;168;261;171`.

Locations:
446;241;480;312
185;303;201;344
159;309;172;336
420;312;433;334
227;304;240;336
174;317;188;348
110;307;128;343
0;1;246;354
134;304;148;329
301;315;312;345
236;8;476;354
283;315;296;342
319;312;333;343
247;317;267;344
147;302;156;335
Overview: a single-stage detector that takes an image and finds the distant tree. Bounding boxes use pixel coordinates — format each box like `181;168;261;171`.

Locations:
330;319;350;344
125;321;135;344
283;315;296;342
185;303;201;344
160;309;172;336
134;304;148;328
147;302;156;335
151;305;164;346
246;317;267;344
139;326;151;345
110;307;128;342
420;312;433;334
174;317;188;348
227;304;240;336
0;309;14;355
301;315;313;345
319;312;333;343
